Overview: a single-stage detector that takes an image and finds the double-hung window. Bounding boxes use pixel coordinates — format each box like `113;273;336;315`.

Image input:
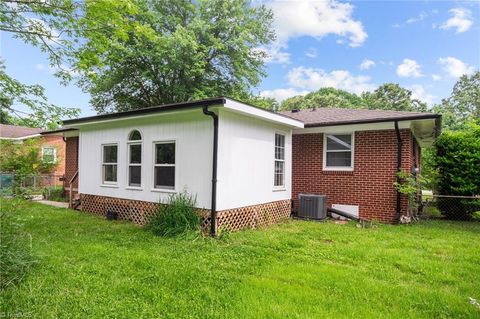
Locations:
128;130;142;187
154;142;175;190
324;133;354;170
274;133;285;188
42;147;56;163
102;144;118;183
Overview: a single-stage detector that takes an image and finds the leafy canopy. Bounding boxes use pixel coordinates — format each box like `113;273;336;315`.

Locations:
280;84;428;112
433;71;480;131
0;0;80;128
71;0;275;113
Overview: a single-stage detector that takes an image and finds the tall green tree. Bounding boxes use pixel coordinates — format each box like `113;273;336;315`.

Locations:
362;83;428;112
433;71;479;130
72;0;275;113
0;0;81;128
280;88;366;111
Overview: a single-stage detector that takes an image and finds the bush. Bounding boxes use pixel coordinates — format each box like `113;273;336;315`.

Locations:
0;199;36;289
434;121;480;219
146;192;200;237
42;187;67;202
423;205;442;218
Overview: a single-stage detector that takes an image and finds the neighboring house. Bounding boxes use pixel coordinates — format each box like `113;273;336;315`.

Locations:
43;97;440;233
0;124;66;177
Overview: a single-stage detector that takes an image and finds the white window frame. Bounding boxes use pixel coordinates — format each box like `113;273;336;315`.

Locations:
323;132;354;171
273;132;286;190
152;140;177;192
101;143;118;185
41;146;57;163
126;130;143;189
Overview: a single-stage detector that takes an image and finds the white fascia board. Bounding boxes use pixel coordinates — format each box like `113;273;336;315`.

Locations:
293;121;411;134
224;98;304;128
0;133;42;141
62;107;214;129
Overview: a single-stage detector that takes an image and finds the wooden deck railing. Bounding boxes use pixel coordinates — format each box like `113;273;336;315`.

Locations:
69;170;79;208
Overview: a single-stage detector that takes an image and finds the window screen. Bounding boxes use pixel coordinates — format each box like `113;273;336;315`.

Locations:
274;133;285;187
325;134;353;168
102;144;118;183
154;142;175;189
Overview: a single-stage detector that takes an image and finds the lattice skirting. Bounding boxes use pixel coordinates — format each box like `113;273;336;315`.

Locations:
79;194;291;233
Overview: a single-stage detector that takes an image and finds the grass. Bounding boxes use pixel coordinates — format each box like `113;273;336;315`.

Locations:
1;201;480;318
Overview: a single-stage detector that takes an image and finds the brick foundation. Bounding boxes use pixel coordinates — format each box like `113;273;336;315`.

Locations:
292;129;417;223
79;193;291;233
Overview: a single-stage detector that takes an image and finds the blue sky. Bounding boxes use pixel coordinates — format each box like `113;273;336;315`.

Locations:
1;0;479;117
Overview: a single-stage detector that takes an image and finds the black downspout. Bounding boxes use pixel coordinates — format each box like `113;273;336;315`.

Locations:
394;121;402;221
203;106;218;237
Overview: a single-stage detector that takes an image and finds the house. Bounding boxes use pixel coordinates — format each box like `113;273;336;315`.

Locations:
0;124;66;177
42;97;441;234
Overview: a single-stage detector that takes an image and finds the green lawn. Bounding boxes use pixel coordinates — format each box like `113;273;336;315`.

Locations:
2;201;480;318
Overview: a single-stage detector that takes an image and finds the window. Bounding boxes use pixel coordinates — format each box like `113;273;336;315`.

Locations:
154;142;175;190
324;133;354;170
42;147;56;163
274;133;285;187
102;144;118;183
128;130;142;187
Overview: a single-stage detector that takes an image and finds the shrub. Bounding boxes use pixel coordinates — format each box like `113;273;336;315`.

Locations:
423;206;442;218
42;187;67;202
146;192;200;237
434;121;480;219
0;198;36;290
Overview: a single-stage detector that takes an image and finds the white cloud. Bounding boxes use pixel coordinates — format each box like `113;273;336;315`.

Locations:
396;59;423;78
410;85;435;104
287;66;375;95
305;48;318;58
260;88;309;102
438;56;475;78
359;59;375;70
440;8;473;33
261;0;367;64
432;74;442;81
406;12;428;24
269;0;367;48
35;63;46;71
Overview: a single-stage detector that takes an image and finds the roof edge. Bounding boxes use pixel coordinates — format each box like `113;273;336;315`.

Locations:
62;97;227;126
303;113;441;128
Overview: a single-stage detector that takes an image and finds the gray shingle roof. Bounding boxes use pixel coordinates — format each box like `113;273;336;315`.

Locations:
279;108;439;127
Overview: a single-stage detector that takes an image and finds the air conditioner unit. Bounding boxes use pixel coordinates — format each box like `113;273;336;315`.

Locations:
298;194;327;220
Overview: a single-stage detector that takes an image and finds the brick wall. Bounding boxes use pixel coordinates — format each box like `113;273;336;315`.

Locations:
292;129;415;223
64;136;79;195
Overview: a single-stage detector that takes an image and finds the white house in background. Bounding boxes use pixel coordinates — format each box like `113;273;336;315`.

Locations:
45;97;303;235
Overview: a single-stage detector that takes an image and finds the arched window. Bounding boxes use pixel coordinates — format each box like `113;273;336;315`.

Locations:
127;130;142;187
129;130;142;141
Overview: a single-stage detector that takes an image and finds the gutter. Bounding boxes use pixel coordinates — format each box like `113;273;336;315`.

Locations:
302;114;441;128
394;121;402;221
202;105;219;237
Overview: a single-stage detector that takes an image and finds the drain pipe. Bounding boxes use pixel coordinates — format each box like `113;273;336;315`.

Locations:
394;121;402;221
203;105;218;237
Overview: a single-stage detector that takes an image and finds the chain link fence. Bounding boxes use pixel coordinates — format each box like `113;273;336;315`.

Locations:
0;173;66;201
422;195;480;221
